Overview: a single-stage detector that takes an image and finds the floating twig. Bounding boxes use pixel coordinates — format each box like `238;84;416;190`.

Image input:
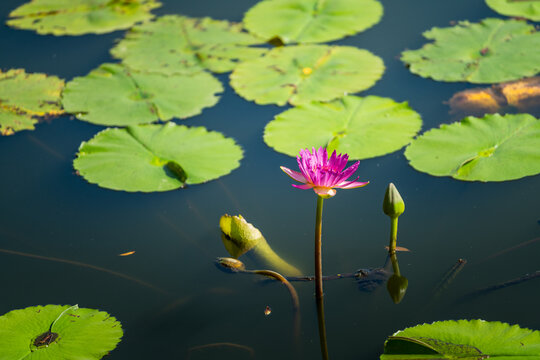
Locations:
433;258;467;298
477;237;540;265
0;247;169;295
187;342;255;359
460;270;540;301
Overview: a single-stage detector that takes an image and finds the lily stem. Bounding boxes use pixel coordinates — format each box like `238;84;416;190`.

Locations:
388;217;398;255
315;195;329;360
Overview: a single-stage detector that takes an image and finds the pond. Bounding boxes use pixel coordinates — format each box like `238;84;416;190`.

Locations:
0;0;539;359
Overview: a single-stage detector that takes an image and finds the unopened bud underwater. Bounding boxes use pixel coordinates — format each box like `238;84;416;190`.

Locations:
383;183;405;218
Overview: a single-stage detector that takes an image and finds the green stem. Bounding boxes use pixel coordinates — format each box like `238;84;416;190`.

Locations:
315;196;324;299
388;217;398;255
314;196;329;360
389;253;401;277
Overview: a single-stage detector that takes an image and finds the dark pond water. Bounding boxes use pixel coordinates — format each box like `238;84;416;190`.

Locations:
0;0;539;359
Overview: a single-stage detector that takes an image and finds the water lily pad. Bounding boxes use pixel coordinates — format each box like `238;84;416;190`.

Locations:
0;109;37;135
74;123;243;192
405;113;540;182
7;0;161;36
230;45;384;106
243;0;383;44
62;63;223;126
0;304;122;359
0;69;64;135
381;319;540;359
401;18;540;83
111;15;267;75
264;95;422;159
486;0;540;22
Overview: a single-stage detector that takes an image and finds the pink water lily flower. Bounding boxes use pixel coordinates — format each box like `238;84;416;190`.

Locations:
281;147;368;198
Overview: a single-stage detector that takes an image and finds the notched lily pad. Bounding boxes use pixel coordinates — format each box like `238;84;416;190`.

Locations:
486;0;540;22
381;319;540;359
74;123;243;192
111;15;268;75
230;45;384;106
0;69;64;135
243;0;383;44
0;304;122;359
62;63;223;126
401;18;540;83
7;0;161;36
405;113;540;182
264;95;422;159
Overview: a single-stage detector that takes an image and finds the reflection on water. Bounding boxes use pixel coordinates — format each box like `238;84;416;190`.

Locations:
1;0;540;359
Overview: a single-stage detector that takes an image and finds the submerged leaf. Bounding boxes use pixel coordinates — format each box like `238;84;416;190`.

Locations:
264;95;421;159
0;305;122;359
405;113;540;182
0;69;64;135
62;63;223;126
111;15;267;75
74;123;243;192
230;45;384;106
401;18;540;83
7;0;161;36
381;319;540;359
449;76;540;118
486;0;540;22
243;0;383;44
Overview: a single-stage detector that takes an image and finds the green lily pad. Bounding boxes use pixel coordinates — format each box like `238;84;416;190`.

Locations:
381;319;540;359
0;69;64;135
74;123;243;192
230;45;384;106
62;63;223;126
264;95;422;159
405;113;540;182
486;0;540;22
401;18;540;84
0;109;38;135
111;15;267;75
7;0;161;36
0;304;122;359
243;0;383;44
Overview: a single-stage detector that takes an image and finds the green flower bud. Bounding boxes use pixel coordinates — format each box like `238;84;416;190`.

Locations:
386;274;408;304
383;183;405;218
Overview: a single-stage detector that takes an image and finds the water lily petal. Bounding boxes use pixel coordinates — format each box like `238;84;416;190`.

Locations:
337;180;369;189
292;183;313;189
280;166;307;183
338;161;360;181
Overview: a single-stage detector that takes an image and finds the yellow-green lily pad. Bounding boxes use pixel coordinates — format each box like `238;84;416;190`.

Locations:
401;18;540;84
405;113;540;182
7;0;161;36
0;305;122;359
0;69;64;135
381;319;540;360
243;0;383;44
486;0;540;22
74;123;243;192
230;45;384;106
62;63;223;126
264;95;422;159
111;15;267;75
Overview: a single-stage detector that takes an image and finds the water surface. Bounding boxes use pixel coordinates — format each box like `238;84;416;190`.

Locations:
0;1;539;359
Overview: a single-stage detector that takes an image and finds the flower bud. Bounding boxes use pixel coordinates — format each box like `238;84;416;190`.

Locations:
383;183;405;218
386;274;408;304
